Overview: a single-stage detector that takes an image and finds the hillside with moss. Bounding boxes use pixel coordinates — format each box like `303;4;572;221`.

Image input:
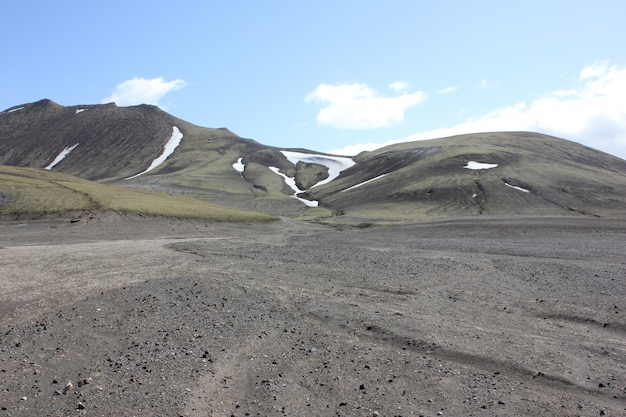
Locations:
2;99;625;223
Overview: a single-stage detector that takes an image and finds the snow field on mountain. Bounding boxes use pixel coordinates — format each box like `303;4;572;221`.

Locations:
341;174;388;192
125;126;183;180
45;143;80;170
464;161;498;170
268;166;318;207
280;151;355;187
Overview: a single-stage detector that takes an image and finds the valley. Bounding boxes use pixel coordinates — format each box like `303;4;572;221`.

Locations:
0;214;624;416
1;99;625;416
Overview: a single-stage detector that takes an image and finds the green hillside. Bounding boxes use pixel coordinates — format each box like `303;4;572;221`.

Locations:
0;166;276;222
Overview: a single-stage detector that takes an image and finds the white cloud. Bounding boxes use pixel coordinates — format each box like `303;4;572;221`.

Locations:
329;62;626;160
102;77;186;107
438;86;459;94
579;60;609;80
328;141;383;156
305;82;426;129
389;81;409;92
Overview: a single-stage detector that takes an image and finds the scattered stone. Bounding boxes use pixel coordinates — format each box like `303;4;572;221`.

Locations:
77;378;91;387
0;216;623;417
63;382;73;394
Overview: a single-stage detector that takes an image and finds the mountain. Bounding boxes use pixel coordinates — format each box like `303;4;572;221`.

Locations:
2;99;625;222
0;99;260;181
309;132;626;221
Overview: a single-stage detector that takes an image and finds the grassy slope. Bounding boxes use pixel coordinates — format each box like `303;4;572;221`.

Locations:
3;102;623;224
308;132;626;223
121;123;308;216
0;166;276;221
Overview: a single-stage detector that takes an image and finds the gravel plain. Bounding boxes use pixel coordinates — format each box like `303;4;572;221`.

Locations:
0;213;625;416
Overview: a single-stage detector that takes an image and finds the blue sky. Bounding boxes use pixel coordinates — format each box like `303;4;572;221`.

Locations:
2;1;626;159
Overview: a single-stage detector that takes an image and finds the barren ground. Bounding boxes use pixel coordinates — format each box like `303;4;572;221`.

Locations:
0;213;625;416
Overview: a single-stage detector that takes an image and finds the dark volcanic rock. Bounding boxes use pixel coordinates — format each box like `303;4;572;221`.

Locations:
0;215;624;416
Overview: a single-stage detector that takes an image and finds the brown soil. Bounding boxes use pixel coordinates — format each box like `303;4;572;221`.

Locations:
0;213;624;416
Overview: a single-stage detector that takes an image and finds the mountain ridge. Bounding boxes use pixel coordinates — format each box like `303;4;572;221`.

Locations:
2;99;625;222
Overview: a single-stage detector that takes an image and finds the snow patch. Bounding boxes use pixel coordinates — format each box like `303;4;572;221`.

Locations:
45;143;79;170
280;151;355;187
341;174;387;192
268;166;318;207
464;161;498;170
504;182;530;193
7;106;24;113
232;157;245;175
125;126;183;180
75;108;86;114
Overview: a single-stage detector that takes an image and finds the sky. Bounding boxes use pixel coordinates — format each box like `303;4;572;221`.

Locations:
2;1;626;159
